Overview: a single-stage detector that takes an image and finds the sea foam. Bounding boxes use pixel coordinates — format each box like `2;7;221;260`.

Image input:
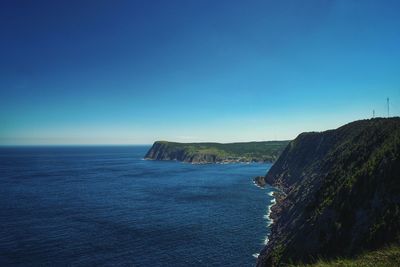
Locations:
253;182;277;258
252;180;266;189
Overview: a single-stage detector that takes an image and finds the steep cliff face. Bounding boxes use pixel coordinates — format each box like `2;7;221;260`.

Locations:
257;118;400;266
144;140;289;163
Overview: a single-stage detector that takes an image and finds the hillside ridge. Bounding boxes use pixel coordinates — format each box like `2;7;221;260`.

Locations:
256;117;400;266
144;140;290;163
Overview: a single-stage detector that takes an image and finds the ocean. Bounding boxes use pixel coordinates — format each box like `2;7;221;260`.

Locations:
0;146;274;266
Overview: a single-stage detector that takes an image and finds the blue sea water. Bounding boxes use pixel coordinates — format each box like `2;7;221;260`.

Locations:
0;146;274;266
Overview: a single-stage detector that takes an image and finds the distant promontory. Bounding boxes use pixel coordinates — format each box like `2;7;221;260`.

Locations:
144;140;290;164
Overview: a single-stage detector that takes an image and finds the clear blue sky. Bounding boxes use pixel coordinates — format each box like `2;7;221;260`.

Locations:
1;0;399;145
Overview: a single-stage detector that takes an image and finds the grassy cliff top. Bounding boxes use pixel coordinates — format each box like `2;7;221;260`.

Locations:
155;140;289;155
300;245;400;267
147;140;290;162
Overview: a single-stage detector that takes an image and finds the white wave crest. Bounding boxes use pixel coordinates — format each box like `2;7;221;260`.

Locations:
252;180;266;189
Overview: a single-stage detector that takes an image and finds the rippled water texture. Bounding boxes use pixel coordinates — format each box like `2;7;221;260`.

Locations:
0;146;274;266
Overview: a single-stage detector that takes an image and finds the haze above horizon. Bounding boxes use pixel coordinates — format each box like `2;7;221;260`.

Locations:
1;0;399;145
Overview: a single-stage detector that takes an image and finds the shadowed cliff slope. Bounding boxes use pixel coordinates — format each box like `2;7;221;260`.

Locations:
256;117;400;266
145;140;289;163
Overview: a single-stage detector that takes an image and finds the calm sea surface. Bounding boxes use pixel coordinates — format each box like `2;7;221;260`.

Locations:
0;146;274;266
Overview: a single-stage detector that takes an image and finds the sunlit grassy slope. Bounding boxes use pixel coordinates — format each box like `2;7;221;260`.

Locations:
145;140;290;162
298;245;400;267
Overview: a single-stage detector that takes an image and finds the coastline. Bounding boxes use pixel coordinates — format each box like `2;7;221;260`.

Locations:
144;140;290;164
252;177;278;257
145;157;273;164
262;191;277;245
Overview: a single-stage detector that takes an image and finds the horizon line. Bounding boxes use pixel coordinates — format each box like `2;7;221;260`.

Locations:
0;139;293;147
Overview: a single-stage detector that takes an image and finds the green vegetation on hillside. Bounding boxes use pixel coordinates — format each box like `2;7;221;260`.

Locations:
257;118;400;266
145;140;290;163
297;245;400;267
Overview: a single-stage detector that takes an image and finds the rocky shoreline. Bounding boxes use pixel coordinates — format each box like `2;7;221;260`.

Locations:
253;176;267;187
253;176;285;225
252;175;286;260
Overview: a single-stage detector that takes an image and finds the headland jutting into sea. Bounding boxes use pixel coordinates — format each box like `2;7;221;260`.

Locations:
144;140;289;164
146;117;400;267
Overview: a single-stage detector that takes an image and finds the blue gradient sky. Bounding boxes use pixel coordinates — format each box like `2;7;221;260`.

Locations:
1;0;399;145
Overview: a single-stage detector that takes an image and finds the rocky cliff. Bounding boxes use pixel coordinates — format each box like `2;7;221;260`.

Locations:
145;140;289;163
256;118;400;266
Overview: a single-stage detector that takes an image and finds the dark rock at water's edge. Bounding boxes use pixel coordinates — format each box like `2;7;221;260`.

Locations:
254;176;267;187
256;117;400;266
145;140;290;164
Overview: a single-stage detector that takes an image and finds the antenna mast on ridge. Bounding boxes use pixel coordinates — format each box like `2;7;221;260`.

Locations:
387;97;390;118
